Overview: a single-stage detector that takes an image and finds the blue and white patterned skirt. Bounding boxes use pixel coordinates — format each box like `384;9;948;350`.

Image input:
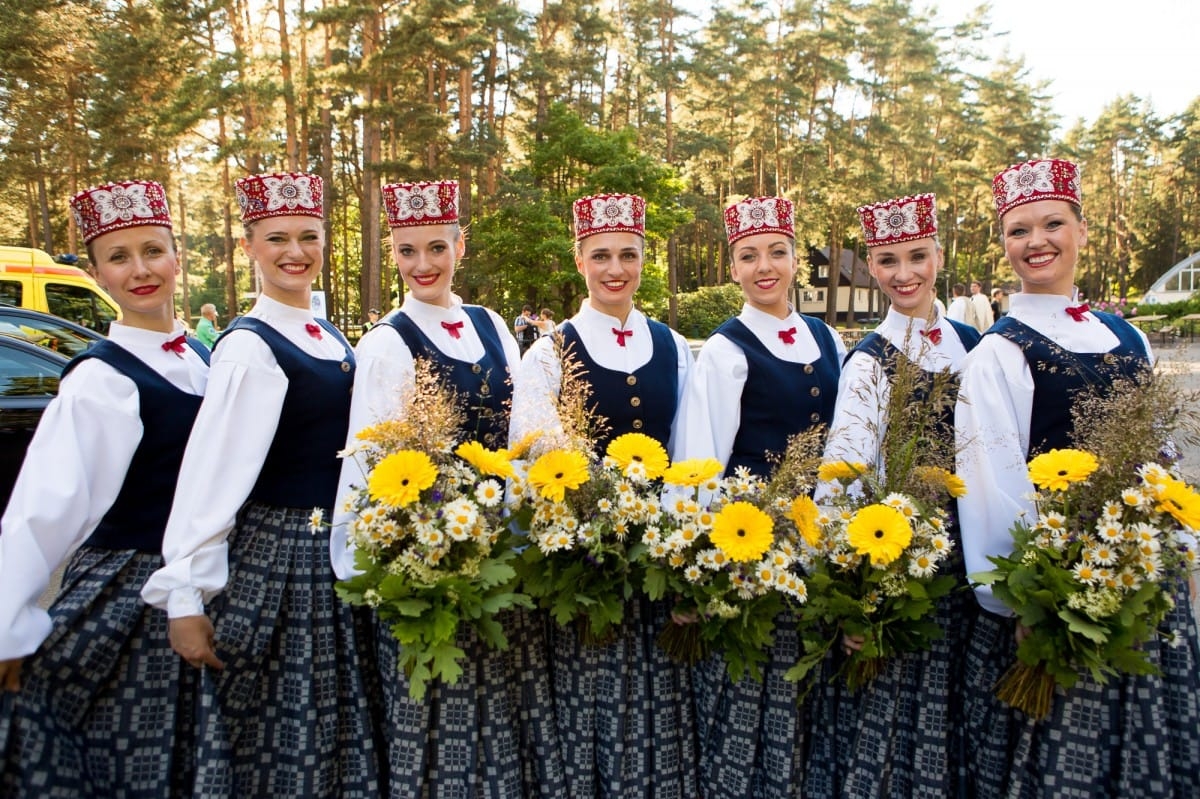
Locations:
0;547;196;798
372;605;565;798
550;595;698;799
192;502;380;798
693;608;808;799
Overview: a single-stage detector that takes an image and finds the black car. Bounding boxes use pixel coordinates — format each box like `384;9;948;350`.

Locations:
0;335;68;511
0;306;104;359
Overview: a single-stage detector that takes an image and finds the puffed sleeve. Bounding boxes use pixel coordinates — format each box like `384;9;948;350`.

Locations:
674;334;748;468
141;329;288;618
0;361;142;657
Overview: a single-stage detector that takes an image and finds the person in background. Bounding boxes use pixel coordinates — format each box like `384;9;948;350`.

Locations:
363;307;380;332
195;303;220;349
510;192;697;798
676;195;844;798
967;279;994;333
990;288;1005;319
332;179;563;797
946;282;969;323
809;192;980;797
141;172;379;796
535;307;556;337
513;304;538;354
956;157;1200;797
0;180;209;796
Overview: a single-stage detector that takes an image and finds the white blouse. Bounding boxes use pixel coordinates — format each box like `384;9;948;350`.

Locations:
330;296;520;579
0;321;207;658
141;294;350;619
955;293;1152;614
509;302;693;458
675;304;845;468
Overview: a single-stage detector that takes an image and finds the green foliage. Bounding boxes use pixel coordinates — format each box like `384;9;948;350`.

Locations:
674;283;744;338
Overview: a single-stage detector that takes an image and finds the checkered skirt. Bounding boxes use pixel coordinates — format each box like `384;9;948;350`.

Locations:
190;502;380;798
0;547;196;798
372;606;565;798
550;595;698;798
693;608;808;799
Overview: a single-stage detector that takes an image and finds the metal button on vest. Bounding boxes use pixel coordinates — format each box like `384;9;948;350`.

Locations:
1103;353;1117;365
803;363;814;374
479;384;490;396
809;386;820;397
630;396;642;407
471;363;482;374
632;419;644;430
626;375;637;386
810;412;821;423
340;361;351;372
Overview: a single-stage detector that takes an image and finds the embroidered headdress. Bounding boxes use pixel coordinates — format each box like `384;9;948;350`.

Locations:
70;180;172;244
856;193;938;246
724;196;795;244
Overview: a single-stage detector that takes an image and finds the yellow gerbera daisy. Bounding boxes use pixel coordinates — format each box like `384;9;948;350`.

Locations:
845;503;913;566
606;433;669;479
368;450;438;508
1027;448;1098;492
663;458;724;487
818;461;869;483
454;440;515;479
789;496;822;547
912;465;968;498
1153;477;1200;531
709;501;775;562
527;449;590;502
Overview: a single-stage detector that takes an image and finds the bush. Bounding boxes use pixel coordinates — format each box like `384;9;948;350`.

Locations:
673;283;744;339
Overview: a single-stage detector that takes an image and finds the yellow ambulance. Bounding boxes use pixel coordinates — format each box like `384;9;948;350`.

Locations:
0;246;118;333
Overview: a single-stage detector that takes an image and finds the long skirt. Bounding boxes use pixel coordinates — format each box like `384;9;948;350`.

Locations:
550;595;698;798
372;605;565;798
192;502;380;797
964;583;1200;799
0;547;196;799
693;608;808;799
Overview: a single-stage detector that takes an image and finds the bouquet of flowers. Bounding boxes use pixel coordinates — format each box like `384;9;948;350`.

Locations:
973;370;1200;719
641;431;820;683
785;461;964;692
334;360;530;700
787;344;967;693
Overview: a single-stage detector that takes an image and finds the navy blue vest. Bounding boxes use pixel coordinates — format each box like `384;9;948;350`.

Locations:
852;319;981;456
717;315;840;477
64;338;209;553
991;312;1150;456
559;320;678;453
219;317;355;511
383;306;513;449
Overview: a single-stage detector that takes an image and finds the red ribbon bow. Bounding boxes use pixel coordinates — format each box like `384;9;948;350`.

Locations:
1065;304;1090;322
612;328;633;347
778;327;797;345
920;327;942;345
442;320;464;339
305;322;323;340
162;334;187;355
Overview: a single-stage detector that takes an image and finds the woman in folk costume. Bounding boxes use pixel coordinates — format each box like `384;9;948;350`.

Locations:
0;181;208;797
805;193;980;797
141;172;379;797
675;195;845;798
509;193;697;798
330;179;565;797
956;158;1200;798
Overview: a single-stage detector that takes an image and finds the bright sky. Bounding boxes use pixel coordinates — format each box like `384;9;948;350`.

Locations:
928;0;1199;131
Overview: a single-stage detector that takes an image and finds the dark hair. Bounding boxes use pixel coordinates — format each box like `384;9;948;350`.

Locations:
952;282;966;296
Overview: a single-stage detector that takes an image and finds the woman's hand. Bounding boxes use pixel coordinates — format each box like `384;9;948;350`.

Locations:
1015;623;1032;645
842;633;865;656
0;658;23;692
169;615;225;670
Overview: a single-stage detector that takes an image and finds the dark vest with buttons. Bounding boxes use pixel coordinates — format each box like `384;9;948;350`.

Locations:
383;306;513;449
560;319;678;453
63;338;210;553
991;311;1150;457
854;319;980;459
717;315;840;477
219;317;355;511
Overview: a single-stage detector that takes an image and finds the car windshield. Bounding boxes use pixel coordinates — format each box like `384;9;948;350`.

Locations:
0;314;97;358
0;344;61;397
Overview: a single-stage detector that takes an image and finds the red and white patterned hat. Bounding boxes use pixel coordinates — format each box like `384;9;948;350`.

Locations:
992;158;1082;218
857;193;938;246
572;194;646;241
724;196;794;244
70;180;172;245
235;172;324;224
382;180;459;228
